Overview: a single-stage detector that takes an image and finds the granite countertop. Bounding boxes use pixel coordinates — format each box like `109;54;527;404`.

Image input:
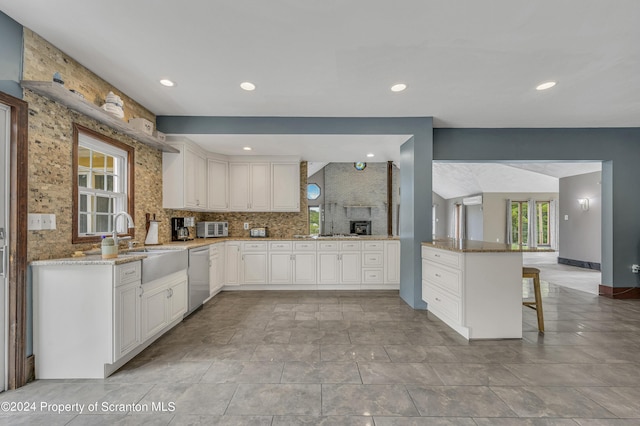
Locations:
30;235;400;266
423;239;556;253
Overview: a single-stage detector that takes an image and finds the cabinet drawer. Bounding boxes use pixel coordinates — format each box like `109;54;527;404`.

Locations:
422;281;462;323
269;241;292;251
422;260;461;296
318;241;338;251
294;241;317;251
363;269;384;283
362;252;384;267
363;241;384;251
117;262;141;286
339;241;361;251
242;242;268;251
421;246;461;268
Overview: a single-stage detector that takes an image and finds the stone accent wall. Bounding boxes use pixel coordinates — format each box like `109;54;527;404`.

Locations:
23;29;310;260
204;162;309;238
23;29;167;261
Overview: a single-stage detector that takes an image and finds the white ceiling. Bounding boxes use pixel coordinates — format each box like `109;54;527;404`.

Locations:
0;1;618;197
433;162;602;199
1;0;639;128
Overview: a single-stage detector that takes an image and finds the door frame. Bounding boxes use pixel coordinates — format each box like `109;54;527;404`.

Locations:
0;90;29;389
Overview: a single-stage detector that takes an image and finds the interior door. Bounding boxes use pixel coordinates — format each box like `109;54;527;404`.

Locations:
0;103;9;391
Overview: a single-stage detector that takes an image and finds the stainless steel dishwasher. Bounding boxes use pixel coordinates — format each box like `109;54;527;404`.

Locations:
187;246;210;316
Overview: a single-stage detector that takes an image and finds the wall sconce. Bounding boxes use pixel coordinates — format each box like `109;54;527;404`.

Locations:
578;198;590;211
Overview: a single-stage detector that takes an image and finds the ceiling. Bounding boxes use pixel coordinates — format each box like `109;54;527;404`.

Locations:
1;0;639;128
0;1;621;195
432;162;602;199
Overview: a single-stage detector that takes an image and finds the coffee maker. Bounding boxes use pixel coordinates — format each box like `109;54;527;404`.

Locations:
171;217;191;241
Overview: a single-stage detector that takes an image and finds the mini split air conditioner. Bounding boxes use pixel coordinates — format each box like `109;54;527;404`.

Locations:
462;195;483;206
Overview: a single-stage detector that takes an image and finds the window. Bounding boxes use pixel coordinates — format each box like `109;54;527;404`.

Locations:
307;183;321;200
72;124;135;243
511;200;551;247
309;206;320;235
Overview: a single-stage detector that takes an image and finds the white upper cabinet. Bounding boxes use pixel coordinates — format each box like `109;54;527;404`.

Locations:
271;162;300;212
163;139;208;211
229;162;272;211
208;158;229;211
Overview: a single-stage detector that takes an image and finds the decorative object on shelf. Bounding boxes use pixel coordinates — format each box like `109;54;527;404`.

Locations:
354;162;367;171
129;117;153;135
52;72;64;85
102;91;124;119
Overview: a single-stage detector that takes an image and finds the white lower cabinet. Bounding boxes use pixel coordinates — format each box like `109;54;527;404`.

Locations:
242;242;268;284
292;252;316;284
225;242;241;286
269;252;293;284
268;241;317;285
114;280;141;361
209;242;225;295
384;241;401;283
32;258;188;380
141;271;188;342
317;241;361;286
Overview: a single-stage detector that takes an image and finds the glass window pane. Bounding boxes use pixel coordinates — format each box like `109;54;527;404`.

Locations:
92;151;106;171
94;174;105;190
78;173;88;188
79;214;88;234
521;202;529;245
105;155;115;173
96;214;111;233
96;196;112;213
78;147;91;171
80;194;88;212
106;175;114;192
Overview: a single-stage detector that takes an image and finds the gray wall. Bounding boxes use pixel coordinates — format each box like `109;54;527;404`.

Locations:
433;128;640;288
482;192;559;244
0;11;23;99
559;171;601;264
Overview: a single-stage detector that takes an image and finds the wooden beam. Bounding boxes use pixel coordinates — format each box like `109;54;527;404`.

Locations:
387;161;393;236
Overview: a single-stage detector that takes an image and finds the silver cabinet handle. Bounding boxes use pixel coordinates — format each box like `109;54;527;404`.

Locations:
167;289;171;298
139;286;144;298
0;246;5;278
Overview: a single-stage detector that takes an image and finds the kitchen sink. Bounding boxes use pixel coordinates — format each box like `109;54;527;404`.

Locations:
126;248;188;283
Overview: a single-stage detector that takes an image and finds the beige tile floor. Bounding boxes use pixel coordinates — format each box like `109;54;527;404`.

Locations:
2;271;640;425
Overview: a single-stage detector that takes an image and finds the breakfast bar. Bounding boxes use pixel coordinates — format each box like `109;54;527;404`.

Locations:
421;239;543;340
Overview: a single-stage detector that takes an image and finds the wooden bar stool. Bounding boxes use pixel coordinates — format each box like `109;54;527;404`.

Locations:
522;267;544;332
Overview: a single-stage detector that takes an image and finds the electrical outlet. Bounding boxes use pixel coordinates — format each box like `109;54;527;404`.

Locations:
244;222;249;230
632;264;640;274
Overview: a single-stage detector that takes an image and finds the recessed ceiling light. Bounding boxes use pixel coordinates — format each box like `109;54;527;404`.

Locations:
240;82;256;91
159;79;175;87
366;153;375;158
391;83;407;92
536;81;556;91
243;146;252;151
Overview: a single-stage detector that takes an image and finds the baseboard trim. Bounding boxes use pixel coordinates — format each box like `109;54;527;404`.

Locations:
558;257;601;271
599;285;640;299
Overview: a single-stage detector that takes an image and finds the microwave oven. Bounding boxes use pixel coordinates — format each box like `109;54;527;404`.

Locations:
196;221;228;238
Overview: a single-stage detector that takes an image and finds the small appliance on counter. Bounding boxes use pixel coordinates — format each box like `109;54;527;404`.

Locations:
250;227;268;238
196;221;228;238
171;217;194;241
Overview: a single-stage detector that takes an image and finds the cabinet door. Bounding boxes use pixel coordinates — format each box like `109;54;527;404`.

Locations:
340;252;361;284
271;163;300;211
113;280;140;361
225;243;240;286
208;159;229;210
293;252;316;285
242;252;267;284
384;241;401;283
184;148;201;208
249;163;271;211
215;245;226;289
317;252;339;284
168;277;188;322
195;155;208;209
269;252;292;284
229;163;249;211
140;284;168;341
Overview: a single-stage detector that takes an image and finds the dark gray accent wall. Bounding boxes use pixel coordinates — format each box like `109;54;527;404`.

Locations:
559;171;602;264
158;116;432;308
433;128;640;288
0;11;23;99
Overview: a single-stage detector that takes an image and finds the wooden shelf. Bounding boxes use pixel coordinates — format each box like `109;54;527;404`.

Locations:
21;81;178;153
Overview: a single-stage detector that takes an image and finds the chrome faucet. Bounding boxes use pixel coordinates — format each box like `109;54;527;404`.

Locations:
112;211;135;245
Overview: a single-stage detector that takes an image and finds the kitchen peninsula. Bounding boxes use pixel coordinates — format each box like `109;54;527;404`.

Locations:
422;239;547;340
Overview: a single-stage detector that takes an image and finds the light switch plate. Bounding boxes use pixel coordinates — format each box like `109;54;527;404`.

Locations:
28;213;42;230
564;215;569;220
244;223;249;230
